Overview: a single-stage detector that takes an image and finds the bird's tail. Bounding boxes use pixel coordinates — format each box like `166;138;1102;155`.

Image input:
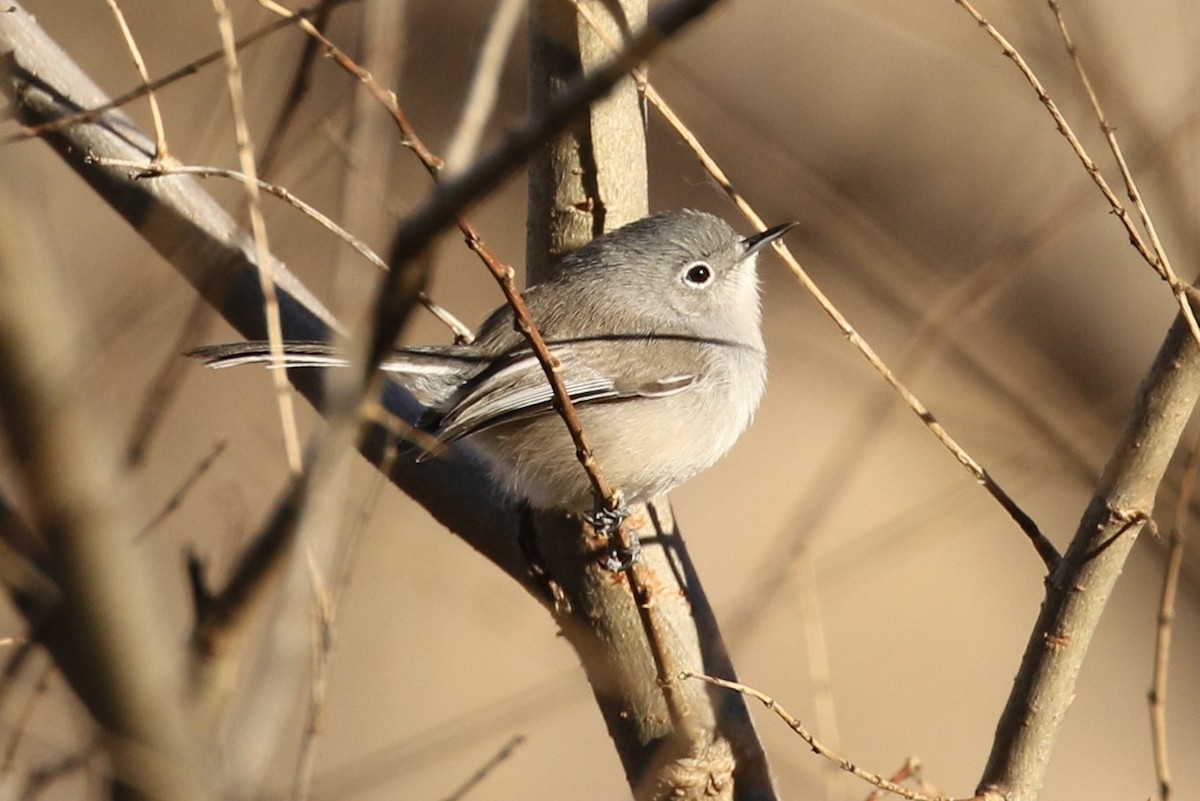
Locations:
187;341;347;369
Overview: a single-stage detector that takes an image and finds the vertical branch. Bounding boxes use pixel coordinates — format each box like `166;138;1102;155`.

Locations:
212;0;304;473
0;151;209;801
1148;425;1198;801
526;0;648;279
525;2;775;799
977;311;1200;800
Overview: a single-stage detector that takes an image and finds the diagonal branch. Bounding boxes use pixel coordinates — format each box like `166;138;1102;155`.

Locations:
977;309;1200;800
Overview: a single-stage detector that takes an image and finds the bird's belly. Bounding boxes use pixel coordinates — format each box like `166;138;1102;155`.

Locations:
470;354;765;511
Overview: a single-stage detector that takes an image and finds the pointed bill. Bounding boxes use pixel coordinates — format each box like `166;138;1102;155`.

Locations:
740;221;799;260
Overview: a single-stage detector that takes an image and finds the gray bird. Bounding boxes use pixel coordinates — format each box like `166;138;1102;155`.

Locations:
191;209;795;514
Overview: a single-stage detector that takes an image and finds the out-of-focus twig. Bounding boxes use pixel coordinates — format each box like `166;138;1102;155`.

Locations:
291;435;401;801
136;439;228;542
952;0;1200;351
125;294;215;466
17;748;95;801
1148;424;1198;801
438;735;526;801
103;0;169;160
0;148;209;801
1;656;51;773
211;0;304;473
443;0;526;176
8;1;348;144
94;156;473;340
257;1;335;177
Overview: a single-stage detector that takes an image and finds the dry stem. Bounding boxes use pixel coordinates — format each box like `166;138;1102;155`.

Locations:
103;0;169;160
952;0;1200;350
211;0;303;472
683;673;970;801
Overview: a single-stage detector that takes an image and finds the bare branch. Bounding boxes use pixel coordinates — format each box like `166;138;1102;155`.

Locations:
7;1;350;144
977;310;1200;799
684;672;972;801
0;3;768;798
211;0;304;472
443;0;526;176
102;0;169;160
0;142;210;801
951;0;1200;350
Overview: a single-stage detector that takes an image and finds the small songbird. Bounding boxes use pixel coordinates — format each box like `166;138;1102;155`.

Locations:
191;209;794;514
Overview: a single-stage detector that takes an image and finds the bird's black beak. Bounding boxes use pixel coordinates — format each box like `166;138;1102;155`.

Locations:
741;221;798;260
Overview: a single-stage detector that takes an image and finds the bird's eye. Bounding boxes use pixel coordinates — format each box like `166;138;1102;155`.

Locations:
683;262;713;286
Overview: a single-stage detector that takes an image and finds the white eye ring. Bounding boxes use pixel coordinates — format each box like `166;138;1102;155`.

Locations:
683;261;713;286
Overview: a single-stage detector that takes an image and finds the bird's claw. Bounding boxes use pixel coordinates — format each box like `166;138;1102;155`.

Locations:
585;504;640;571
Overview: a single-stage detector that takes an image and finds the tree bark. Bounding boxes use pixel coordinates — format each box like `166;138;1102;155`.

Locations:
525;2;776;798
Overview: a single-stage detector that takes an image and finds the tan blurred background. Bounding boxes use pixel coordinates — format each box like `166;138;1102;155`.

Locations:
3;0;1200;798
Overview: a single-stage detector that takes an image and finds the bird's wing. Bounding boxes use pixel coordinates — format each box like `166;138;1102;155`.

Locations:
433;341;698;444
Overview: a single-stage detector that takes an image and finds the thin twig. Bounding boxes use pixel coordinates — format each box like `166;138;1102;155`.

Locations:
1148;426;1198;801
257;2;335;177
312;672;577;798
253;0;445;170
443;0;526;176
18;748;95;801
683;672;968;801
662;72;1059;568
951;0;1200;351
125;294;215;466
866;758;923;801
1;655;50;773
1046;0;1200;357
571;0;1057;567
1150;516;1184;801
9;1;347;144
92;157;472;339
291;435;401;801
438;735;526;801
102;0;169;160
722;100;1200;648
135;440;228;542
211;0;303;473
